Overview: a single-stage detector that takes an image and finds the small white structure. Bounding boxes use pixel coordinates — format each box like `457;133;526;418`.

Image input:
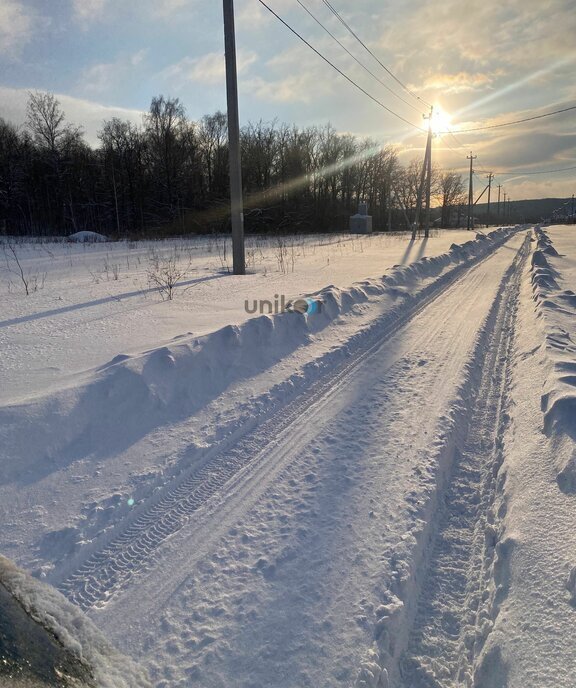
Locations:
68;231;108;243
349;202;373;234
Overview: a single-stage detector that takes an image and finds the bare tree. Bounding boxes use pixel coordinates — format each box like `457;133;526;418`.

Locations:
26;92;81;153
438;171;466;228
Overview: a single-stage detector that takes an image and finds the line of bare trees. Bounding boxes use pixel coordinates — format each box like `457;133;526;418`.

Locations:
0;92;467;237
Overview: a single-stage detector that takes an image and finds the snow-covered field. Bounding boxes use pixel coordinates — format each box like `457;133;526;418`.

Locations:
1;225;575;688
0;230;473;404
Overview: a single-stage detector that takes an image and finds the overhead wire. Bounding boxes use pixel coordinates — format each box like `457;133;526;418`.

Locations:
294;0;423;113
256;0;426;131
494;164;576;176
440;105;576;133
320;0;432;109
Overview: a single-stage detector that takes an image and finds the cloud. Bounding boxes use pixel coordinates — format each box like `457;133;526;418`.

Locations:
423;72;499;95
376;0;576;106
151;0;192;19
71;0;108;27
235;0;293;29
0;87;144;146
161;50;257;86
0;0;39;57
79;50;148;94
479;132;576;169
243;72;334;104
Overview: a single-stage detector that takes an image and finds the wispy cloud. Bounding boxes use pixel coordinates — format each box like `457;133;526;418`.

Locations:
80;50;148;94
244;72;334;104
161;50;257;86
0;0;40;58
71;0;108;27
423;72;499;95
151;0;193;19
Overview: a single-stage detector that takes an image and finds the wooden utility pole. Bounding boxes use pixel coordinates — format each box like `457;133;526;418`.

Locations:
423;107;433;239
223;0;245;275
412;106;433;240
466;152;476;230
111;162;120;235
497;184;502;224
486;173;493;227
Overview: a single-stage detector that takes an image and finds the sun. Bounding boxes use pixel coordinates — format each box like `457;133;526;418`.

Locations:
430;107;453;136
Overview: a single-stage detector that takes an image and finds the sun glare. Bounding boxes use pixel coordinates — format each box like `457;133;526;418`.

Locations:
430;107;453;135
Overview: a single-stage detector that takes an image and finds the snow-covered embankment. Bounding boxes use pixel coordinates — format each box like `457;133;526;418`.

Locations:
531;226;576;490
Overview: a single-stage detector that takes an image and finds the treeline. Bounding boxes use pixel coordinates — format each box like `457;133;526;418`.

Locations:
0;92;466;237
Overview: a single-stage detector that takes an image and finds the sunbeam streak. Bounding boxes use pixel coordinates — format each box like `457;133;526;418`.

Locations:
453;53;576;121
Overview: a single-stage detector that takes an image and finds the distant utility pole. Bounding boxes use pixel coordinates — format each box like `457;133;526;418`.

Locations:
223;0;245;275
467;152;477;230
497;184;502;224
486;173;493;227
508;198;511;219
423;107;433;239
412;106;433;240
503;191;507;221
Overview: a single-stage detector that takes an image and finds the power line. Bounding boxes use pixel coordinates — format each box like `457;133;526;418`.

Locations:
320;0;432;109
441;105;576;133
494;164;576;176
256;0;426;131
295;0;423;113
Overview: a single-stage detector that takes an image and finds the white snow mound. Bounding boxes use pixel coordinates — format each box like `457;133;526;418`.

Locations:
67;231;108;243
531;226;576;491
0;555;151;687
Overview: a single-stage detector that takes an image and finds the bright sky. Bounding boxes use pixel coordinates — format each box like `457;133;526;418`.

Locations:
1;0;575;200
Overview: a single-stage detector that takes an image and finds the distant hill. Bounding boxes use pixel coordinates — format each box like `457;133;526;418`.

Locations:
433;197;574;225
476;197;574;223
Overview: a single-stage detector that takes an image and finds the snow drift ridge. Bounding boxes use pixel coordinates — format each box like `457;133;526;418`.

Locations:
531;226;576;492
0;227;518;488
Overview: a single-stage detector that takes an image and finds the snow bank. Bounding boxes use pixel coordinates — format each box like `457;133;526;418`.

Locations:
531;226;576;490
0;227;517;472
0;555;151;687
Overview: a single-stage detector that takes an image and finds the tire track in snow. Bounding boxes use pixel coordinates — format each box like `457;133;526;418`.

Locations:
57;232;519;612
399;234;531;688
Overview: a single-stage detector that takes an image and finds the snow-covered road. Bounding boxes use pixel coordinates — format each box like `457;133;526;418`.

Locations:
63;231;531;687
5;227;576;688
